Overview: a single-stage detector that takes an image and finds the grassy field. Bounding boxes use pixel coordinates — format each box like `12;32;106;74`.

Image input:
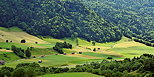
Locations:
30;48;57;57
82;52;123;59
1;27;154;77
1;27;154;69
1;36;154;67
0;26;23;32
0;52;20;62
39;72;103;77
109;46;154;58
1;54;102;68
0;42;30;49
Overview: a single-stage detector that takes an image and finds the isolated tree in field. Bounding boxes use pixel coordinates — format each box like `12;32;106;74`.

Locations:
92;41;95;46
25;48;31;58
11;45;16;51
21;39;26;43
93;48;96;51
76;38;79;46
35;42;38;44
6;40;8;43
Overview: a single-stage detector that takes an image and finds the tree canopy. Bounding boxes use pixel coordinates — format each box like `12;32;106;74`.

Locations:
0;0;122;43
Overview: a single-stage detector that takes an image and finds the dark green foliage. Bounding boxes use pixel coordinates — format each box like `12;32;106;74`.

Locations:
5;48;10;50
81;0;154;43
76;39;79;46
66;54;154;77
53;42;72;54
92;41;95;46
11;68;26;77
0;54;154;77
24;67;36;77
0;0;122;43
107;57;113;60
143;58;154;71
21;40;26;43
6;40;8;43
93;48;96;52
53;46;63;54
133;38;154;47
11;45;25;58
16;63;40;68
0;67;13;77
25;48;31;58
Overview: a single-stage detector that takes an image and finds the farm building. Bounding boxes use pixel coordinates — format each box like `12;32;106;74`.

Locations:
38;60;42;63
72;52;75;54
0;60;5;65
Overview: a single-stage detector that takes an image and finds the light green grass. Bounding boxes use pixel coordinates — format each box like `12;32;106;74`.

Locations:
34;44;54;48
31;48;57;56
0;42;29;49
39;55;101;67
0;42;52;49
40;72;103;77
0;26;23;32
109;46;154;58
0;52;20;62
43;38;64;45
82;52;122;59
0;51;9;54
2;55;102;68
63;49;77;54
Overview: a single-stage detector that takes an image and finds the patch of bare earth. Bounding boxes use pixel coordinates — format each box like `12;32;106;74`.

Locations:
0;49;12;52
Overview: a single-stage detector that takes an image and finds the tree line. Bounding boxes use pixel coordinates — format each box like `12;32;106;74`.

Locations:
11;45;31;58
80;0;154;44
53;42;72;54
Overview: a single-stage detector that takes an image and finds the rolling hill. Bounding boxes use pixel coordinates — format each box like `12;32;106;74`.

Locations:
0;0;122;43
81;0;154;44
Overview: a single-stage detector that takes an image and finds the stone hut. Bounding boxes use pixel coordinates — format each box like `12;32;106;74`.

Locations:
63;53;67;55
38;60;42;63
72;52;75;54
0;61;5;65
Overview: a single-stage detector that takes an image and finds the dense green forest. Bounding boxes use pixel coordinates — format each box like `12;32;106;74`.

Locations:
81;0;154;43
1;54;154;77
0;0;122;42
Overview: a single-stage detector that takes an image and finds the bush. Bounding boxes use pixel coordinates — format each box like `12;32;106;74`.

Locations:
11;68;26;77
21;39;26;43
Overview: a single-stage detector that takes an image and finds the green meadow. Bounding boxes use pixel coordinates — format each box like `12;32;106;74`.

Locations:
1;27;154;70
1;54;102;68
1;35;154;68
40;72;103;77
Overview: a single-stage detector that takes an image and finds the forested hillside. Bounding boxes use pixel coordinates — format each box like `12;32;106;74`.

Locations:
81;0;154;43
0;0;122;43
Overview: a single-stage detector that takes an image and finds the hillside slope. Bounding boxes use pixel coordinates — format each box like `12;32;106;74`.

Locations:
0;27;48;44
81;0;154;43
0;0;122;42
